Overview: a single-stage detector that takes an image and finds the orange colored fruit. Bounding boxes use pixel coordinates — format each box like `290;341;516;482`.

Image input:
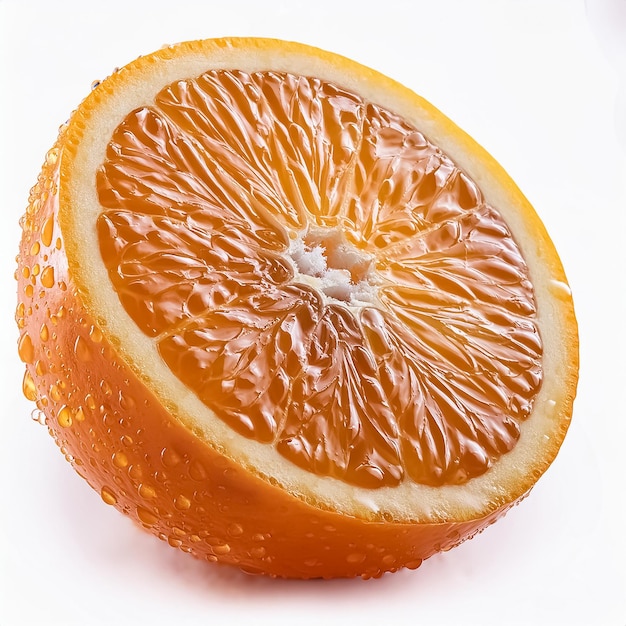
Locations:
15;37;578;579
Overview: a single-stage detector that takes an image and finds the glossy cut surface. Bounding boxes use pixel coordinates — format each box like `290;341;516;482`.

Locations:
96;70;543;488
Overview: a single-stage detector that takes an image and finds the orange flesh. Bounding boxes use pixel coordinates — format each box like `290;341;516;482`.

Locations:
96;70;543;489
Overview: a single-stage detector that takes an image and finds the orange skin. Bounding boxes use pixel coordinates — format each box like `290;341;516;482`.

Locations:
15;137;517;579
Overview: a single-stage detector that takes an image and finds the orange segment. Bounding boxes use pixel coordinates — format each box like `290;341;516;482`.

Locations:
15;38;578;579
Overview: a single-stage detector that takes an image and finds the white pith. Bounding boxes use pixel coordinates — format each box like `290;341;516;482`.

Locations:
62;39;576;524
287;226;382;308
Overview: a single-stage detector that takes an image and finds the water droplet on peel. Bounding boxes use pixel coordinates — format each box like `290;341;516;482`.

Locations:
128;464;143;480
112;451;129;468
40;266;55;288
39;324;49;341
85;394;97;410
30;409;46;425
212;543;231;555
74;336;91;362
347;552;366;564
447;530;461;544
161;447;182;468
138;483;156;499
18;333;35;364
49;383;61;402
22;370;38;401
75;406;86;422
41;217;54;247
227;523;244;537
137;506;159;526
250;546;266;558
119;391;135;410
45;148;59;166
405;558;423;570
188;460;207;481
57;405;73;428
101;486;117;505
89;325;103;343
174;495;191;510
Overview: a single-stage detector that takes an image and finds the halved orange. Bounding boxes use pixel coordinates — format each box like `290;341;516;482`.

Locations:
15;37;578;579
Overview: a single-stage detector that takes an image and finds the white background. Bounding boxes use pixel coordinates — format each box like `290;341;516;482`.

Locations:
1;1;625;624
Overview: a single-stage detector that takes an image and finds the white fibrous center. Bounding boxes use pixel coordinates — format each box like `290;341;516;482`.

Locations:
287;227;380;306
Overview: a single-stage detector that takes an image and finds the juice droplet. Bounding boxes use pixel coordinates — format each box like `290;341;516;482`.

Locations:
18;333;35;364
39;323;49;341
57;405;73;428
22;370;38;401
74;335;92;362
40;265;55;288
30;241;40;256
101;486;118;505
